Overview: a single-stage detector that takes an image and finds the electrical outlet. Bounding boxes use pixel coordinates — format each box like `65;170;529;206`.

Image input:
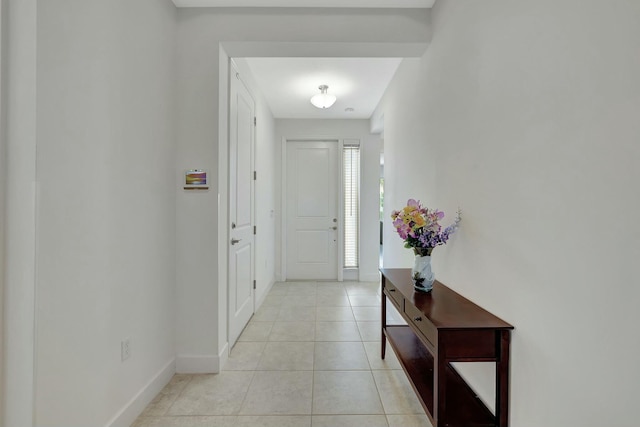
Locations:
121;338;131;361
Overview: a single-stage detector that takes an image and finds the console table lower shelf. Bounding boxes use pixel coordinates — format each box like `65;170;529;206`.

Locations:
385;325;495;427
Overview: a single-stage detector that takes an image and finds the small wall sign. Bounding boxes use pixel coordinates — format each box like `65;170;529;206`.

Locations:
184;169;209;190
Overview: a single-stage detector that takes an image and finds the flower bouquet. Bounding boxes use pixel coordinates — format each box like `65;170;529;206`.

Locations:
391;199;461;291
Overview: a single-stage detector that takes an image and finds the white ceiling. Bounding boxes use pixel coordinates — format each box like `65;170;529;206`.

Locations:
241;57;402;119
173;0;435;8
172;1;434;119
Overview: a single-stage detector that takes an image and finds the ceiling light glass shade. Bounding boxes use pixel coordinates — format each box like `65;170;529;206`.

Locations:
310;85;337;109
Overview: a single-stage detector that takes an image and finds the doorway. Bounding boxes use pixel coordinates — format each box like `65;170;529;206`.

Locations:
285;140;340;280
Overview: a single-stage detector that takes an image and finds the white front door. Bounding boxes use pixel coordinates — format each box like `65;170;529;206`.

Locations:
286;141;339;280
229;68;255;346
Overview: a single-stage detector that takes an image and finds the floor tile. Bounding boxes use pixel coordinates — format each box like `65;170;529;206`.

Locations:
345;282;380;296
278;306;317;322
140;392;177;417
314;342;370;370
140;375;193;416
267;286;288;296
312;415;388;427
238;321;273;342
262;295;284;307
316;294;351;307
315;321;361;342
224;342;266;371
349;295;381;307
352;306;380;321
235;416;311;427
132;416;237;427
357;321;381;342
364;342;401;370
282;295;318;307
269;321;315;341
386;414;432;427
287;283;318;296
285;281;317;287
372;370;425;414
167;372;254;415
253;306;281;322
133;281;423;427
163;374;194;393
240;371;313;415
316;283;346;292
271;282;291;291
312;371;384;415
316;306;355;321
257;341;315;370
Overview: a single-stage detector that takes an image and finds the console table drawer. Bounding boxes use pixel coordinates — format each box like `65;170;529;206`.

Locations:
441;329;497;359
405;302;436;347
385;282;404;309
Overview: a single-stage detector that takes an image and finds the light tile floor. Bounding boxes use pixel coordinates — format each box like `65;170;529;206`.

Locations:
132;281;431;427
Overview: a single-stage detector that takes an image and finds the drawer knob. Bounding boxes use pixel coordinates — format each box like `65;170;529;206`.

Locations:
388;288;396;292
414;316;422;322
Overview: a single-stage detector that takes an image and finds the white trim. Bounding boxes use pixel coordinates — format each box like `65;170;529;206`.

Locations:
104;358;175;427
280;137;287;281
218;341;229;372
175;353;221;374
173;0;436;9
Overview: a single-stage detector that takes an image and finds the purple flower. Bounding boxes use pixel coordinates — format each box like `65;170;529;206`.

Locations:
391;199;461;252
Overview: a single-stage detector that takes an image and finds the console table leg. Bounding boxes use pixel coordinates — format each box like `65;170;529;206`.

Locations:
434;345;447;426
496;330;511;427
381;278;387;359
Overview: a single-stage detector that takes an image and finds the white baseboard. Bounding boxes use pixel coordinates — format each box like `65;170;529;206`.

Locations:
176;352;222;374
105;358;175;427
218;342;229;371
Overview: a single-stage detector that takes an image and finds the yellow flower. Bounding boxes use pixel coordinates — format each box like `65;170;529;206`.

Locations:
403;205;417;215
412;213;426;228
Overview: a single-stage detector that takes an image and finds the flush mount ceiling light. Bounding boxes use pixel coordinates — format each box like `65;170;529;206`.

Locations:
310;85;337;109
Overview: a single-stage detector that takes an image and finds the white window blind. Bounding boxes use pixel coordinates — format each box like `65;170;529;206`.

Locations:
343;143;360;268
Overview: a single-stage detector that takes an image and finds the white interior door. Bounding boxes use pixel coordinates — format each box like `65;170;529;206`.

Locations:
229;68;255;346
286;141;339;280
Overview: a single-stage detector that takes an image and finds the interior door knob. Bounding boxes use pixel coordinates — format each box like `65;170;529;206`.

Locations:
330;226;337;230
231;238;242;245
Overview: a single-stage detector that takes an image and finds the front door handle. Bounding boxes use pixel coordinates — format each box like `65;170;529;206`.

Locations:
330;226;337;230
231;238;242;245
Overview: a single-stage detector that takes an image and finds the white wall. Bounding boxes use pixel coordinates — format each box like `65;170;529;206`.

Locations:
2;0;37;425
31;1;177;426
275;119;380;282
0;0;7;422
377;1;640;426
175;7;430;369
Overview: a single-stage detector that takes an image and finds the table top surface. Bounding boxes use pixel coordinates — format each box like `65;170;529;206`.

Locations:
381;268;514;330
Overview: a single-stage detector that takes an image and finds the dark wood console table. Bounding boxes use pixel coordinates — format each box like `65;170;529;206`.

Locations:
381;268;513;427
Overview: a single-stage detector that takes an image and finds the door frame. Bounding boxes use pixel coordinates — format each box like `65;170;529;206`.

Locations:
281;137;345;282
227;61;257;347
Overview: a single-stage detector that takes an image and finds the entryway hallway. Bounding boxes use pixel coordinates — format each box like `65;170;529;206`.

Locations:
132;281;430;427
